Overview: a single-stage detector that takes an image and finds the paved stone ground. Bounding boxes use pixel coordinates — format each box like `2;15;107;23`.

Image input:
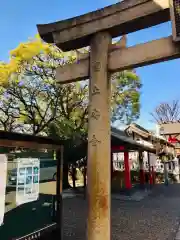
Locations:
62;184;180;240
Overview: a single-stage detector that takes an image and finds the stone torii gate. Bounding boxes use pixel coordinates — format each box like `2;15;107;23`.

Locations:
37;0;180;239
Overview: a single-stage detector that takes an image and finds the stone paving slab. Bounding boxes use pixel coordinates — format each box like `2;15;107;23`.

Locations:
62;184;180;240
112;189;151;201
175;227;180;240
62;188;83;199
62;192;82;199
63;188;152;201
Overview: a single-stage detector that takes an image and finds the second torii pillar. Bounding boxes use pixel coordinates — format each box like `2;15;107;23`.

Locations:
87;32;111;240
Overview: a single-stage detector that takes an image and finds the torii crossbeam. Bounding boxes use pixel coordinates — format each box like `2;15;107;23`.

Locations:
37;0;180;239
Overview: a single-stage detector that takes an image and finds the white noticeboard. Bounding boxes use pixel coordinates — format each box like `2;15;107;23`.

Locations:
149;153;157;167
16;158;40;206
0;154;7;226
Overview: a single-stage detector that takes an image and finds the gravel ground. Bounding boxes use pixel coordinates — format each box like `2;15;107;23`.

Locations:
63;184;180;240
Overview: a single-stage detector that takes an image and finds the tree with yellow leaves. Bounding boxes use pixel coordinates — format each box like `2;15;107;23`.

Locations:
0;35;79;134
0;34;141;135
0;35;51;85
0;35;141;188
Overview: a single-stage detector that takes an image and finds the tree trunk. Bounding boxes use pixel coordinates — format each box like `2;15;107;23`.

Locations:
63;162;70;189
72;166;76;188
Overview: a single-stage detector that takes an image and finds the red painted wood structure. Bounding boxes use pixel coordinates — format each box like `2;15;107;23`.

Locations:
111;128;156;190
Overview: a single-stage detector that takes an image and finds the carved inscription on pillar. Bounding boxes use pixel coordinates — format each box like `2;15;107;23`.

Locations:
93;61;101;72
92;84;100;95
89;134;101;146
91;108;100;120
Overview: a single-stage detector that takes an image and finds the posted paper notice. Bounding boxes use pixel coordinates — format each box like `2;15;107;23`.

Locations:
16;158;40;206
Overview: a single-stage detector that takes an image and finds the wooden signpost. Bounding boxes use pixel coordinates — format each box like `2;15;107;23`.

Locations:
37;0;180;239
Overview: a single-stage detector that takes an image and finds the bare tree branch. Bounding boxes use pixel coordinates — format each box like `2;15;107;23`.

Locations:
151;100;180;124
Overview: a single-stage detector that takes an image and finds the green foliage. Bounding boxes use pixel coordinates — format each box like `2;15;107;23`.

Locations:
0;36;142;142
0;86;20;131
111;70;141;124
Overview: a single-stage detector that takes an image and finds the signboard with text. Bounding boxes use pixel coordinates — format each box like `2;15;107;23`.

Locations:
149;153;157;167
16;158;40;206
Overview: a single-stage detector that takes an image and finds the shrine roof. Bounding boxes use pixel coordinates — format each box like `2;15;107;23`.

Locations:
111;127;155;153
0;131;67;150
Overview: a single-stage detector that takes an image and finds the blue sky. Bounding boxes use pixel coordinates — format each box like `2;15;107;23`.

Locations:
1;0;179;131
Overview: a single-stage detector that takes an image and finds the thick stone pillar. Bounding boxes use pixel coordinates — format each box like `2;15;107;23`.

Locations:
87;32;111;240
124;151;132;190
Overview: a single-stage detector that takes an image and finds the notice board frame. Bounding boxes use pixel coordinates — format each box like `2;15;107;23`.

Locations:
0;130;65;240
